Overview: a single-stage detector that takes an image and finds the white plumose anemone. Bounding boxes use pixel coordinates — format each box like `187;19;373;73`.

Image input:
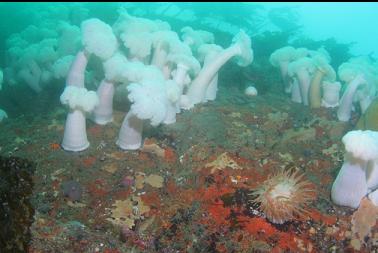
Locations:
60;86;99;151
116;77;168;150
331;130;378;208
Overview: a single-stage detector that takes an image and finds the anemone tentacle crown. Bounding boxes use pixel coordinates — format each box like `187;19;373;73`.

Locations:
249;169;315;224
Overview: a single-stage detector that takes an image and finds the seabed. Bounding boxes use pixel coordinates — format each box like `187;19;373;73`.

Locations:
1;79;373;252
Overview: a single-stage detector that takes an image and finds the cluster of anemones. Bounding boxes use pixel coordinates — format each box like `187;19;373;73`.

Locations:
249;169;315;224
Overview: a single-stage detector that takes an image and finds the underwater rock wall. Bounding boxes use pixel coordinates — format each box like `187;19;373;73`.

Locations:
0;156;35;252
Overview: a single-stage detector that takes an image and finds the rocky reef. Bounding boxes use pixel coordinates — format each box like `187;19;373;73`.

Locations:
0;156;35;252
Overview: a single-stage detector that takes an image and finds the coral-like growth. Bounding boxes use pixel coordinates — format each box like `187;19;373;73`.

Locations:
249;169;315;224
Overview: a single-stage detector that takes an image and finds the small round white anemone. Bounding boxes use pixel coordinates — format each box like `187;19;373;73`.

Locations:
245;86;258;96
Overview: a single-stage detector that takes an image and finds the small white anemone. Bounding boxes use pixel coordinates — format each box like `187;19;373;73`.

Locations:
245;86;258;96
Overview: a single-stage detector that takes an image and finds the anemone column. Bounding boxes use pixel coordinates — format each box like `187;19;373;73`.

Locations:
331;130;378;208
203;50;221;102
321;81;340;108
186;46;239;106
66;51;89;88
116;112;144;150
93;79;115;125
309;69;325;108
279;60;291;94
185;30;252;108
331;154;368;209
291;78;302;104
62;109;90;151
296;69;311;106
60;86;99;152
337;74;366;122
